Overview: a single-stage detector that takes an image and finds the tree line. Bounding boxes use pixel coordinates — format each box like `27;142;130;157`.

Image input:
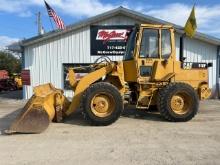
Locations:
0;51;21;75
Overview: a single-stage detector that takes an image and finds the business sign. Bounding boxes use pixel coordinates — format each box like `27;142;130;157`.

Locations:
21;70;31;85
90;25;133;56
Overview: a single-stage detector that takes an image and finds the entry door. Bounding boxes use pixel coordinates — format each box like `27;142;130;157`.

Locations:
137;28;160;83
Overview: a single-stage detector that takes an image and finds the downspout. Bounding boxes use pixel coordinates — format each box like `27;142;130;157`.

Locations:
217;46;220;99
21;46;25;100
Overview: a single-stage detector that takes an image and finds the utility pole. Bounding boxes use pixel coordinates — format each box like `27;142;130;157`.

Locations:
36;12;44;35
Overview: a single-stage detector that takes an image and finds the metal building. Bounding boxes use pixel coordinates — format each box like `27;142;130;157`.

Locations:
22;7;220;99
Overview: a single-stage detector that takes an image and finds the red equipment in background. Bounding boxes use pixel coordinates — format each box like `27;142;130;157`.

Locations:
0;70;17;92
0;70;9;79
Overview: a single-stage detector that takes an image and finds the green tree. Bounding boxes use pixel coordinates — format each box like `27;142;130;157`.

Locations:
0;51;21;74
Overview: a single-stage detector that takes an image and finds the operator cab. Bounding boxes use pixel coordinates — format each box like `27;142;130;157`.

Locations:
123;24;175;83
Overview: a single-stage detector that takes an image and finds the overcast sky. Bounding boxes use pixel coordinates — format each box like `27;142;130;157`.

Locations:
1;0;220;47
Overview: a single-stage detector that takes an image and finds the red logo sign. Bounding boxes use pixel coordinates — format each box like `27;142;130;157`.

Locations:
96;29;129;43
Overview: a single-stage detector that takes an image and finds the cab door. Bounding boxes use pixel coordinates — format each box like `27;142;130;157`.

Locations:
136;27;174;83
136;28;160;83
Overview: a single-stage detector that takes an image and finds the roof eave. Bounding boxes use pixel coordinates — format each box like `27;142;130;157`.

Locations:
22;6;220;47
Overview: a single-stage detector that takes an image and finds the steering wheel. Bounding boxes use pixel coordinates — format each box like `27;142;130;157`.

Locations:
94;56;112;65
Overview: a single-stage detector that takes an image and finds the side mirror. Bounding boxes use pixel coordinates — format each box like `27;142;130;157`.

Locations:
163;59;168;65
181;57;186;62
207;63;213;67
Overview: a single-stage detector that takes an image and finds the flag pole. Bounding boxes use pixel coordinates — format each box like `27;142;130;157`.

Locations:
48;16;55;31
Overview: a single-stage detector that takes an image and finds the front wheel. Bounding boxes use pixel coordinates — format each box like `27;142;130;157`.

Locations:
82;82;123;126
157;83;199;122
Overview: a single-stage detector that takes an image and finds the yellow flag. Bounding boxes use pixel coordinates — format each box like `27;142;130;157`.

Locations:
184;6;197;38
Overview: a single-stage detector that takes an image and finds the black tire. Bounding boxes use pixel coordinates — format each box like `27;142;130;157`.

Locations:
82;82;123;126
157;83;199;122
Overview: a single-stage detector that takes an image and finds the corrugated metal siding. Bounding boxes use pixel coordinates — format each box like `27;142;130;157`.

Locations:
175;34;181;61
183;38;217;90
174;35;217;92
23;15;218;99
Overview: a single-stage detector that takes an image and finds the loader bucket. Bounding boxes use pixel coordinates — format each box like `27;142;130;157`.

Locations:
5;83;70;134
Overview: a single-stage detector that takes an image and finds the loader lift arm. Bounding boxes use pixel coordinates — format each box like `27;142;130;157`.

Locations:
6;62;116;134
65;63;116;116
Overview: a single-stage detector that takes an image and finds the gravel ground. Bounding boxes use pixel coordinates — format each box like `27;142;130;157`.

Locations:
0;91;220;165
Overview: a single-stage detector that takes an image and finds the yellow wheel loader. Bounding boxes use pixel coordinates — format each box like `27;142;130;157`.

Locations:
6;24;212;134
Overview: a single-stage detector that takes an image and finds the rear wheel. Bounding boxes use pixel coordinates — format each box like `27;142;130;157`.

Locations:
82;82;123;125
157;83;199;122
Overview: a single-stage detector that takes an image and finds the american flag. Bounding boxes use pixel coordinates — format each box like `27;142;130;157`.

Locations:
44;1;65;30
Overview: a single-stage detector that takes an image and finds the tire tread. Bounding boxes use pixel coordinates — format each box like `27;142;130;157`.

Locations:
157;82;199;122
82;82;123;126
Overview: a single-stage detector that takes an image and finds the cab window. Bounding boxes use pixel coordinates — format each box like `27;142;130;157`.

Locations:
161;29;172;59
140;29;159;58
